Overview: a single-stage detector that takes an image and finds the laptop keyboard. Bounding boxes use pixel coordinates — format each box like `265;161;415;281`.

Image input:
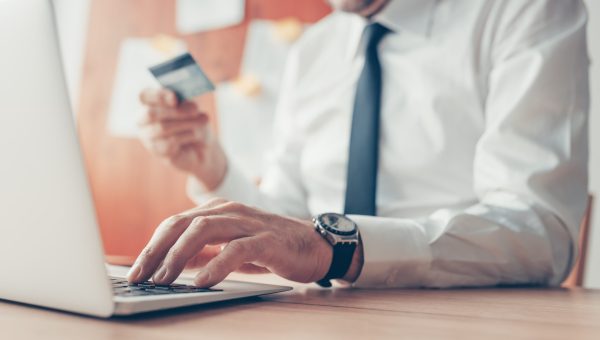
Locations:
110;277;222;297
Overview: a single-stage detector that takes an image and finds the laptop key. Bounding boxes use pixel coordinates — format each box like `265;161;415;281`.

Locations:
171;288;195;293
114;289;132;294
110;276;222;296
143;289;172;295
169;284;187;288
119;291;152;296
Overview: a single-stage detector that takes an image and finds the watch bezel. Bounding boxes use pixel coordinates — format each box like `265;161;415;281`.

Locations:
315;213;357;236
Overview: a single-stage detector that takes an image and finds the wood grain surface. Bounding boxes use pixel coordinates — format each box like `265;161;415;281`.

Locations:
1;273;600;339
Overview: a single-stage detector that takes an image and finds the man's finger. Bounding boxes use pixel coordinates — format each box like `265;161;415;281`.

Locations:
150;130;205;158
127;199;230;283
144;102;202;122
148;116;209;139
139;88;178;108
127;215;191;283
152;215;249;285
183;245;222;269
184;198;229;213
138;119;208;157
237;263;270;274
193;238;262;288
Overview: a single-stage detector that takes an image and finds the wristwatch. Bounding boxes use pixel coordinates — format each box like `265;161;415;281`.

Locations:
312;213;359;287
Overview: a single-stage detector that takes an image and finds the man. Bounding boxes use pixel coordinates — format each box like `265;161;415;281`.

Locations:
129;0;589;289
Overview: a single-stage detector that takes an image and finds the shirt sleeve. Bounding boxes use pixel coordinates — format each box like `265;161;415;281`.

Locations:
187;44;312;218
352;0;589;288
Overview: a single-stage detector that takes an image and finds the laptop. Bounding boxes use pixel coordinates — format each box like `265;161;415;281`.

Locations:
0;0;290;317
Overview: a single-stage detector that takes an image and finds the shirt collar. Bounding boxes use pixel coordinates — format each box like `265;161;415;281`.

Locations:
348;0;437;59
373;0;437;36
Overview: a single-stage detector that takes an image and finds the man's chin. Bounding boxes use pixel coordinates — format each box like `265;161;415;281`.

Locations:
328;0;374;12
327;0;388;17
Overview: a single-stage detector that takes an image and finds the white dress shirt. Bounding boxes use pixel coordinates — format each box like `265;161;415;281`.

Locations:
189;0;589;288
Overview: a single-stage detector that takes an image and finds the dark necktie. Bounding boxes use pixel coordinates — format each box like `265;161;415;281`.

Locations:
344;22;389;216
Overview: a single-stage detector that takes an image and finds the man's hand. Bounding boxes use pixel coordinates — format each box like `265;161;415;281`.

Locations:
138;88;227;190
127;198;337;287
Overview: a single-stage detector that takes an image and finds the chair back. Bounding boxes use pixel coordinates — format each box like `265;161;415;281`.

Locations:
562;195;594;287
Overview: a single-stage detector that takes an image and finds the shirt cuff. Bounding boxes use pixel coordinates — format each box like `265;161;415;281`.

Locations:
348;215;432;288
186;162;259;206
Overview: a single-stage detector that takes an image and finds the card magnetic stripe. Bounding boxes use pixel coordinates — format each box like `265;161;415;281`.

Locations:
149;53;197;77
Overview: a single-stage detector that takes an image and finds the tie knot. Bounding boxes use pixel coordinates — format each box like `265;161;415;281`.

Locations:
362;22;390;49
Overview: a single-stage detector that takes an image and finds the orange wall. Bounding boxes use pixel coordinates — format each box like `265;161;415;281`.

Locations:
78;0;331;263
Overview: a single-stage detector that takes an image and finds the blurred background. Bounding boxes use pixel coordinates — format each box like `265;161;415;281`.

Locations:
52;0;600;288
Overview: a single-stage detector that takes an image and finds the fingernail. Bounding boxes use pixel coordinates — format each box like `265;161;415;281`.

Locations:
127;265;141;281
154;266;168;282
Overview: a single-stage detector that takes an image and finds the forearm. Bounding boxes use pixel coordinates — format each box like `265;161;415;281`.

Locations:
347;192;578;288
187;160;311;218
187;161;263;208
189;143;228;192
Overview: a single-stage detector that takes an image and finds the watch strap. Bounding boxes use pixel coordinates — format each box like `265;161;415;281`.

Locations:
316;242;356;287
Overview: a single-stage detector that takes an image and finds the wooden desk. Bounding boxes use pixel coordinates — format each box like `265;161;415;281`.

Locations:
2;273;599;340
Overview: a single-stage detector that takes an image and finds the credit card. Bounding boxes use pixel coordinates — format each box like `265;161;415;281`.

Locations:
149;52;215;101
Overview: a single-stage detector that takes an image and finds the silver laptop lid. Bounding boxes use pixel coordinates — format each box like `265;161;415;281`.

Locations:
0;0;114;317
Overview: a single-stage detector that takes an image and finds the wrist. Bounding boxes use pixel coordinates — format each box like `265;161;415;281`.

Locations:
192;145;228;191
312;213;361;286
314;228;334;282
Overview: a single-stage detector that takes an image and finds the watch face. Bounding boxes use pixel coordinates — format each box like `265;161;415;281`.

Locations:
319;213;356;236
